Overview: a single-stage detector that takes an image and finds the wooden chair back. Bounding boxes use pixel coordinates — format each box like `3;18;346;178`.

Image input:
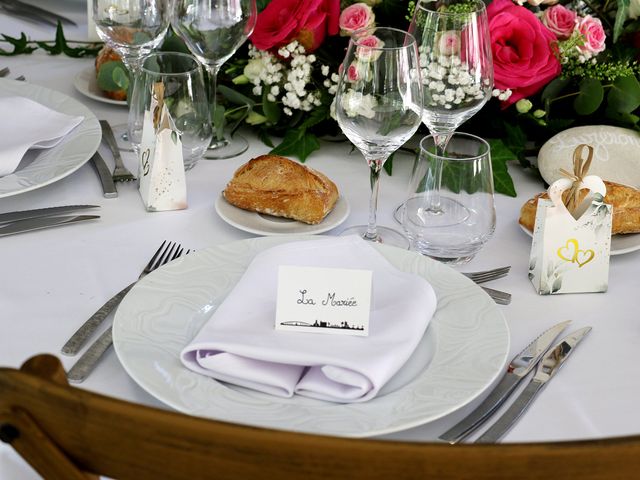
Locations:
1;354;639;480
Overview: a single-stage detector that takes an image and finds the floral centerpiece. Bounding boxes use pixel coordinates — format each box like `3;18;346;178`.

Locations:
216;0;640;195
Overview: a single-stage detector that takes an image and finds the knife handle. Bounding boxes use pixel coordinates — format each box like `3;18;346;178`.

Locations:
61;283;134;356
91;152;118;198
67;328;114;384
475;380;543;443
438;373;521;444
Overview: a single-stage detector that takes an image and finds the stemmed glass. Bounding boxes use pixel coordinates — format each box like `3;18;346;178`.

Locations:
93;0;170;148
335;27;423;248
407;0;493;212
171;0;258;159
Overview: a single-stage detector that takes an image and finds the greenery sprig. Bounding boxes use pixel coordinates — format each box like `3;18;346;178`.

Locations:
0;23;101;57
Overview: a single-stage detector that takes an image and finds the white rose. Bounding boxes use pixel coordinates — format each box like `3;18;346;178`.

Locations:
243;58;264;82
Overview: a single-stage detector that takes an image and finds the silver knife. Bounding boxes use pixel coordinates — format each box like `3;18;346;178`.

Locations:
91;152;118;198
0;205;99;225
438;320;572;444
475;326;592;443
0;0;77;26
67;327;113;384
0;215;99;237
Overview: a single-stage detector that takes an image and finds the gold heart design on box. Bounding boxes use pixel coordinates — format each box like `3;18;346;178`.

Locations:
557;239;579;263
576;248;595;267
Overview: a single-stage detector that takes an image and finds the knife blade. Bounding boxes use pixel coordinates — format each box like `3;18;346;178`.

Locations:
475;326;592;443
91;152;118;198
0;205;99;225
67;327;113;383
438;320;572;444
0;0;77;26
0;215;99;237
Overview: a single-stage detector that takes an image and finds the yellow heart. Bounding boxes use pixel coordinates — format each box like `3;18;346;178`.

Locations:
576;249;595;267
557;239;579;263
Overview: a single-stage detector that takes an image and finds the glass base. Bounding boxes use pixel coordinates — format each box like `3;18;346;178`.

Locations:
204;134;249;160
339;225;410;249
113;123;135;153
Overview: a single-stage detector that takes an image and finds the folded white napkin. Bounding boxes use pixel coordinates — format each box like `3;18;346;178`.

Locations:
181;236;437;403
0;96;84;176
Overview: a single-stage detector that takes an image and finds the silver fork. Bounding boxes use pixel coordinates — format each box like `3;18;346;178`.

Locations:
66;242;188;383
462;266;511;284
62;241;184;356
99;120;137;182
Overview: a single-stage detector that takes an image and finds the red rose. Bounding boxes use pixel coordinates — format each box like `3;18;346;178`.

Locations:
250;0;340;53
487;0;561;106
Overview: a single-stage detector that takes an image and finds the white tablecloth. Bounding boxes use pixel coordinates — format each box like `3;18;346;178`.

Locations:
1;3;639;478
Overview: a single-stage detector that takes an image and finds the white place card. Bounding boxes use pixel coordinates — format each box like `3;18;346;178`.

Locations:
275;265;372;336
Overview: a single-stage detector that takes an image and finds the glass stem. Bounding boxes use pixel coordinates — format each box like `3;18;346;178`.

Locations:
204;64;224;143
365;160;383;241
425;131;453;213
122;52;144;146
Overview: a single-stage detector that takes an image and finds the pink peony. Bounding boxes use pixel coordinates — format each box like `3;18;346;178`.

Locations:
542;5;577;40
487;0;561;107
250;0;340;52
577;15;606;57
339;3;375;35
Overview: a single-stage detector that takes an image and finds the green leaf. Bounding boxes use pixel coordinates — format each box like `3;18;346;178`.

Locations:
384;153;394;176
262;89;281;124
573;78;604;115
213;104;226;141
96;61;129;92
270;128;321;162
607;75;640;113
258;129;275;148
0;33;36;56
300;105;330;130
614;0;630;43
605;108;640;127
217;84;255;107
541;78;571;103
487;139;517;197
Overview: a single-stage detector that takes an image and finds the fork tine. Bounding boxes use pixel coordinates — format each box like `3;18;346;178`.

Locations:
154;242;178;269
143;240;167;271
463;266;511;283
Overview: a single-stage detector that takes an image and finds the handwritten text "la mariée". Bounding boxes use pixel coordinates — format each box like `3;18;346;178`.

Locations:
297;289;358;307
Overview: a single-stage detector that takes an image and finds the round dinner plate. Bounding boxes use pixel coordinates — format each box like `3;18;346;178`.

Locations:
519;224;640;256
0;79;101;198
215;194;351;236
73;66;127;106
113;236;510;438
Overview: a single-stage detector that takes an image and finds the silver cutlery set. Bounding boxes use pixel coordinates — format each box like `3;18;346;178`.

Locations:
440;320;591;443
92;120;137;198
65;241;188;383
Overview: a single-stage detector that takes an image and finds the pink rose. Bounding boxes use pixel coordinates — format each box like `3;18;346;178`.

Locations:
355;34;384;61
542;5;577;40
577;15;606;57
339;3;375;35
487;0;561;107
250;0;340;52
346;60;369;81
436;31;460;55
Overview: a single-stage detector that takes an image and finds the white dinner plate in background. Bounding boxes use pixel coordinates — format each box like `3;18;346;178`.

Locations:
113;235;510;438
0;79;101;198
215;194;351;236
73;66;127;106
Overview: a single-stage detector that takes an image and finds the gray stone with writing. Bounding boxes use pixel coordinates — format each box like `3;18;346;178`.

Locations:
538;125;640;188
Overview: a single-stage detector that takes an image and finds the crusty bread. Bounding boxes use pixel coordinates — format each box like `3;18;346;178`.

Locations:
95;46;127;101
519;180;640;234
223;155;339;224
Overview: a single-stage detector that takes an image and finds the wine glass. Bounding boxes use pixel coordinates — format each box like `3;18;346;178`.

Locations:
335;27;423;248
407;0;493;213
171;0;258;159
93;0;170;149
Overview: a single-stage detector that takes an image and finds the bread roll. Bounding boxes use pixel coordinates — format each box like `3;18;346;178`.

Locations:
95;47;127;101
223;155;339;224
519;180;640;234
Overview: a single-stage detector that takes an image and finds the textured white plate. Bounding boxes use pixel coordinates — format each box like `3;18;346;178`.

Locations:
73;66;127;106
0;79;101;198
519;224;640;256
215;194;351;236
113;236;509;438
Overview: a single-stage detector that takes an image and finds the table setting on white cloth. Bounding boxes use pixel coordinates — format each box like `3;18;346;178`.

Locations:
1;2;640;479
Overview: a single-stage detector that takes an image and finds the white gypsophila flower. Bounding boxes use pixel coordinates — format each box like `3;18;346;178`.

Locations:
341;90;378;118
321;65;330;76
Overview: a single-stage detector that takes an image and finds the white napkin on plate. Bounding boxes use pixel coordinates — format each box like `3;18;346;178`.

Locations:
181;236;437;403
0;96;84;176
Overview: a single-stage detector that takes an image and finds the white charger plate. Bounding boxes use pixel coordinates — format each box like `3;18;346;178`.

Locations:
113;236;510;438
215;194;350;236
73;66;127;106
519;224;640;256
0;79;101;198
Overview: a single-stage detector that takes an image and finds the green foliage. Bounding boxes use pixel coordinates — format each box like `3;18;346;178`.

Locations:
487;139;517;197
96;60;129;92
0;22;100;57
574;78;604;115
270;129;321;162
